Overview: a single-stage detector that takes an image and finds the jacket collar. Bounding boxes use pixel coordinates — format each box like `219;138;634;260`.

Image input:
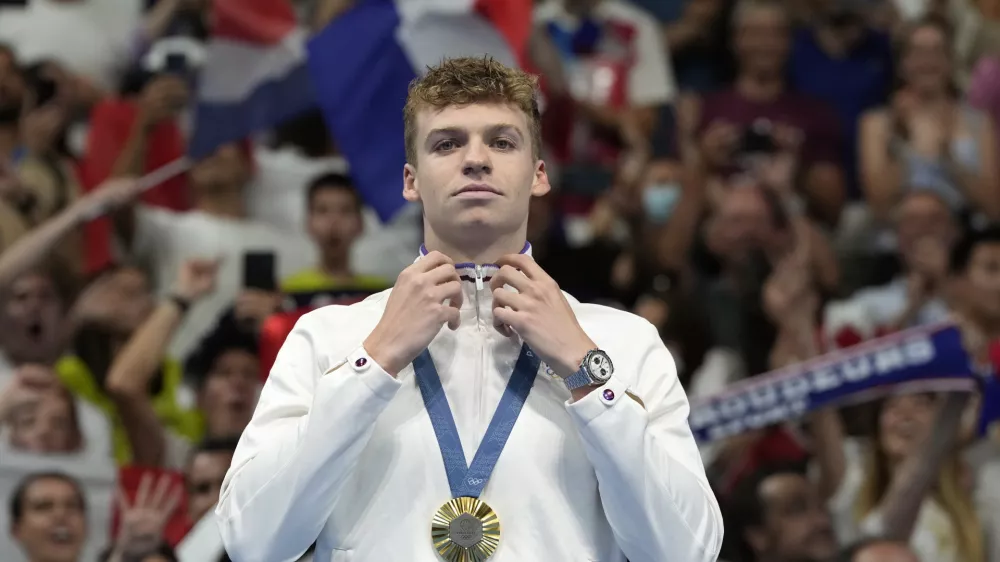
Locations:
415;242;533;284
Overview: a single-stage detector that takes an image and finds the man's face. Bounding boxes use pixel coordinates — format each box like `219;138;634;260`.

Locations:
186;450;233;523
960;242;1000;322
853;541;921;562
189;143;250;195
747;473;838;562
0;273;63;364
10;386;80;454
198;349;259;438
12;477;86;562
734;6;791;75
403;103;550;246
307;187;363;257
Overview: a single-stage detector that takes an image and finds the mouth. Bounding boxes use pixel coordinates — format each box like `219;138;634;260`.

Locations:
455;183;501;197
27;321;44;340
48;524;75;546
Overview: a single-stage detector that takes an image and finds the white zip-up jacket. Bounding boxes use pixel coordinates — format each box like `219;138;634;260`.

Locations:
216;250;723;562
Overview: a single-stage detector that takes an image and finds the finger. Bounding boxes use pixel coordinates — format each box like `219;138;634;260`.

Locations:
492;287;528;311
445;305;461;331
490;265;530;293
423;263;461;286
135;473;153;509
116;487;132;518
16;366;57;388
149;474;171;510
495;254;545;280
433;280;463;306
414;250;453;271
493;305;518;330
161;482;182;517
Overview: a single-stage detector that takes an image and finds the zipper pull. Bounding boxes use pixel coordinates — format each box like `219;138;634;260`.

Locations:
474;265;485;291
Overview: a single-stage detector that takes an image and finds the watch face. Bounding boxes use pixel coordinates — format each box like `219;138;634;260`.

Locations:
586;351;613;382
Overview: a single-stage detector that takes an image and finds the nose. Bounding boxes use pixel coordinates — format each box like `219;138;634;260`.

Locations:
462;140;492;177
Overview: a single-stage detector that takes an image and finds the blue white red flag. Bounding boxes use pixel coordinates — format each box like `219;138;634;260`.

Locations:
306;0;533;222
188;0;316;158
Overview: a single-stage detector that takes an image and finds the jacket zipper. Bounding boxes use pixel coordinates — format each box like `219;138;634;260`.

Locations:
474;264;486;444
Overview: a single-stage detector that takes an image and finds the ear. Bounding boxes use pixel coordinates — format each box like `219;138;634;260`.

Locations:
530;159;551;198
403;163;421;202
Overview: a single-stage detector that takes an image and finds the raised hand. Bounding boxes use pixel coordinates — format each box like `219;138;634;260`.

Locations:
113;473;182;558
173;258;220;302
0;365;60;424
363;251;462;376
489;254;595;379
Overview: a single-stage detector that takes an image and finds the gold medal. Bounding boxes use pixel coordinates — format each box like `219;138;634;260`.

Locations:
431;496;501;562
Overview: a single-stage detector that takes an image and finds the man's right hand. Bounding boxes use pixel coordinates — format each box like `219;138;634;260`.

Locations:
363;251;462;377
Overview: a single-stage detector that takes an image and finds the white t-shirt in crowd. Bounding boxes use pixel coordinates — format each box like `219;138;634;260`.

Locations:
0;0;141;91
130;206;316;361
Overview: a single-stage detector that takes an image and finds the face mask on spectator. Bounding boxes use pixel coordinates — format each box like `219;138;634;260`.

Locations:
642;183;680;224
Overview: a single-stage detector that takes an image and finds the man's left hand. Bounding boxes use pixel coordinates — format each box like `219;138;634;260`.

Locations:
490;254;596;379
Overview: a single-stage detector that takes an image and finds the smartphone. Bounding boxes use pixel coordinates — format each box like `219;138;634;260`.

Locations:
741;126;777;155
243;251;277;291
164;52;188;75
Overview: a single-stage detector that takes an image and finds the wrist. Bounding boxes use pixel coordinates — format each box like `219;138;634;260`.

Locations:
165;292;193;313
362;338;404;378
553;338;598;379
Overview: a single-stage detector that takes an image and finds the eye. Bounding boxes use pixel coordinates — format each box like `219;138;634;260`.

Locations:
434;139;458;152
493;138;515;150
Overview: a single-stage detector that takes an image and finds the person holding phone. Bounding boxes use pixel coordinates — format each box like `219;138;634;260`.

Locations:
217;57;721;562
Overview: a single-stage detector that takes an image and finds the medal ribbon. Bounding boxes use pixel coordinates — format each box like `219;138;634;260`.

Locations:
689;323;1000;443
414;343;540;499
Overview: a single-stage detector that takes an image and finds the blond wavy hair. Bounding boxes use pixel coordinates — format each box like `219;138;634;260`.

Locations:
402;56;542;165
855;401;983;562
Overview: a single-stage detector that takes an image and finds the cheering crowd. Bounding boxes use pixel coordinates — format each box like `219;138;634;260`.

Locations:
3;0;1000;560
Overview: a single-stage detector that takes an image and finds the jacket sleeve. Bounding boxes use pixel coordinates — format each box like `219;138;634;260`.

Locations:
215;312;401;562
565;321;723;562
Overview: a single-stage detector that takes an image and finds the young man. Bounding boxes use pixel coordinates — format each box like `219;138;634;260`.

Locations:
217;57;721;562
280;173;388;309
9;472;87;562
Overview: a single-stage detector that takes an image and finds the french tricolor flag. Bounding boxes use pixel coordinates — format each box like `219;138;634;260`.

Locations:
188;0;316;158
307;0;533;222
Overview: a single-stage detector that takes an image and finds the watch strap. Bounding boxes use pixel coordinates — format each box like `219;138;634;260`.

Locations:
564;367;593;391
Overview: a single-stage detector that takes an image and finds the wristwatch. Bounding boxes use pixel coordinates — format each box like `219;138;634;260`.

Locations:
564;349;614;391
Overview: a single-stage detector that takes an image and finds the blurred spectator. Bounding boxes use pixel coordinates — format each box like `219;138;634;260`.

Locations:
823;190;957;345
111;141;315;360
859;16;1000;225
788;0;894;201
280;173;388;307
685;0;846;227
0;268;70;378
2;366;82;455
8;472;87;562
535;0;675;198
721;462;839;562
106;260;257;469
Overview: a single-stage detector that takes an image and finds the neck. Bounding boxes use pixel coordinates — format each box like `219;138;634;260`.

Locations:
320;250;352;278
423;226;528;265
736;72;785;101
195;191;245;219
